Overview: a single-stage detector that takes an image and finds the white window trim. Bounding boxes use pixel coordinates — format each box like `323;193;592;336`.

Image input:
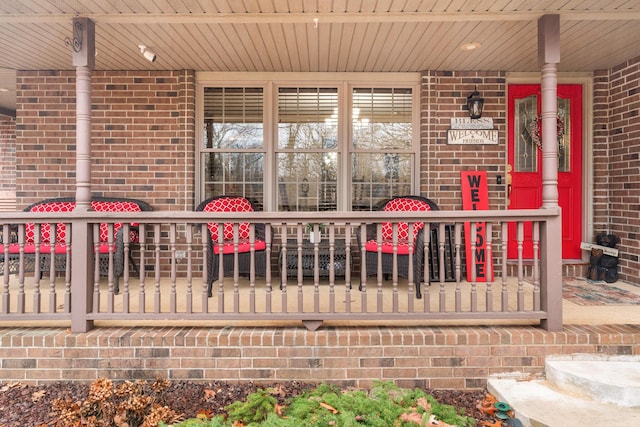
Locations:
195;72;421;210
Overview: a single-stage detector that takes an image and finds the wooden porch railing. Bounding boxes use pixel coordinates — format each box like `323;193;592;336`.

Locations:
1;209;563;332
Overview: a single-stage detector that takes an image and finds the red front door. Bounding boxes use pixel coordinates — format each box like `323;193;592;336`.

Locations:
507;84;583;259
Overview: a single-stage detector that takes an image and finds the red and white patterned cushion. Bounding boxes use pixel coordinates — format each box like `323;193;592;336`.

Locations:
25;201;75;244
202;197;254;242
380;197;431;241
91;200;142;242
365;197;431;254
25;200;143;244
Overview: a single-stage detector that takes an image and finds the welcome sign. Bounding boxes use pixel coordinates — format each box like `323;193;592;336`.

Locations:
460;171;494;282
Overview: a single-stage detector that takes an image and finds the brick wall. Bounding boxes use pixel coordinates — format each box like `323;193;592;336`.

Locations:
8;66;640;283
592;70;611;233
15;70;196;212
1;325;639;389
603;56;640;283
420;71;507;211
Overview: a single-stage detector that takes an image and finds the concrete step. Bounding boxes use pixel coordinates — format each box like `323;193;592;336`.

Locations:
487;354;640;427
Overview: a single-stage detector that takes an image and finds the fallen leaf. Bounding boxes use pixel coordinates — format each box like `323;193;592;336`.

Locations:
319;402;338;414
31;390;46;402
197;409;214;419
428;414;456;426
275;403;286;416
477;393;499;415
481;421;502;427
204;388;216;401
399;412;423;425
269;384;286;397
0;382;22;392
416;396;432;412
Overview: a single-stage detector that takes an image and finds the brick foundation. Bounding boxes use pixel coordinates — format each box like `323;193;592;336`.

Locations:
1;325;639;390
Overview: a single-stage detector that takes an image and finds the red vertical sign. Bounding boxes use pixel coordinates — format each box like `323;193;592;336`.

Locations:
461;171;493;282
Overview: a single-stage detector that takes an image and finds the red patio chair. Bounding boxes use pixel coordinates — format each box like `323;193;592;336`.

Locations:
196;195;270;297
357;195;439;299
2;196;152;294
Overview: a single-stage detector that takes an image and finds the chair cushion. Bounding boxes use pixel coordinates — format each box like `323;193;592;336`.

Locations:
24;200;143;245
380;197;431;241
202;197;254;241
9;243;69;255
25;201;75;244
365;239;413;255
91;200;143;243
212;239;267;254
8;242;117;255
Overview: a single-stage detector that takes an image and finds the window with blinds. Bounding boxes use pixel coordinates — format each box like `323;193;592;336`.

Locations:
277;87;338;211
202;87;265;208
198;81;417;211
351;88;413;210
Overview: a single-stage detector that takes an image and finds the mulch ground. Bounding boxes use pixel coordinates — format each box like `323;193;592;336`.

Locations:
0;380;496;426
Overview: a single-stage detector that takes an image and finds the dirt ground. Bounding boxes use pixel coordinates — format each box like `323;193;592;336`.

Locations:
0;380;495;426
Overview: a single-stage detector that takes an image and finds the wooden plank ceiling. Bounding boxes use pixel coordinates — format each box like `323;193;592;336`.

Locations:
1;0;640;112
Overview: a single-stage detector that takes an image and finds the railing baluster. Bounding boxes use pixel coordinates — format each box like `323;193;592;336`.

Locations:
344;224;352;314
122;223;130;313
47;223;56;314
517;221;525;311
233;223;239;314
16;224;25;314
485;222;493;312
501;222;509;312
327;225;335;313
297;224;304;313
359;223;367;312
249;224;256;314
139;224;147;314
170;223;177;313
280;223;288;312
422;222;430;313
185;224;193;313
264;224;272;314
470;223;478;312
2;224;9;313
154;223;161;314
216;221;224;313
533;221;541;311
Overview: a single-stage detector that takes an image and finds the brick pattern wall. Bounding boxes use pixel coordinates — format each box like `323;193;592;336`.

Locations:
7;66;640;283
592;70;611;233
1;325;639;389
15;70;195;212
420;71;507;211
603;56;640;283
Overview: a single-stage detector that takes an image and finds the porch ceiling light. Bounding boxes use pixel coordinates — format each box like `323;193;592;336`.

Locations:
460;42;481;51
462;86;484;119
138;45;157;62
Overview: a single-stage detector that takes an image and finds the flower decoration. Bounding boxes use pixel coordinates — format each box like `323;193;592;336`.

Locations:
528;114;565;151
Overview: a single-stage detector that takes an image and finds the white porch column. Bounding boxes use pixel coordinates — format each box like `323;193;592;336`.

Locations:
538;14;563;331
538;15;560;208
71;17;95;332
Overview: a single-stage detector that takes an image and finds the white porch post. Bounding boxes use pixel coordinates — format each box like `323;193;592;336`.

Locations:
538;14;563;331
71;17;95;332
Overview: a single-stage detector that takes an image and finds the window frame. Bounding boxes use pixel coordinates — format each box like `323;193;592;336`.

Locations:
195;72;421;211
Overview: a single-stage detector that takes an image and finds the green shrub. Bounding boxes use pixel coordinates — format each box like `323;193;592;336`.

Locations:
171;381;475;427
